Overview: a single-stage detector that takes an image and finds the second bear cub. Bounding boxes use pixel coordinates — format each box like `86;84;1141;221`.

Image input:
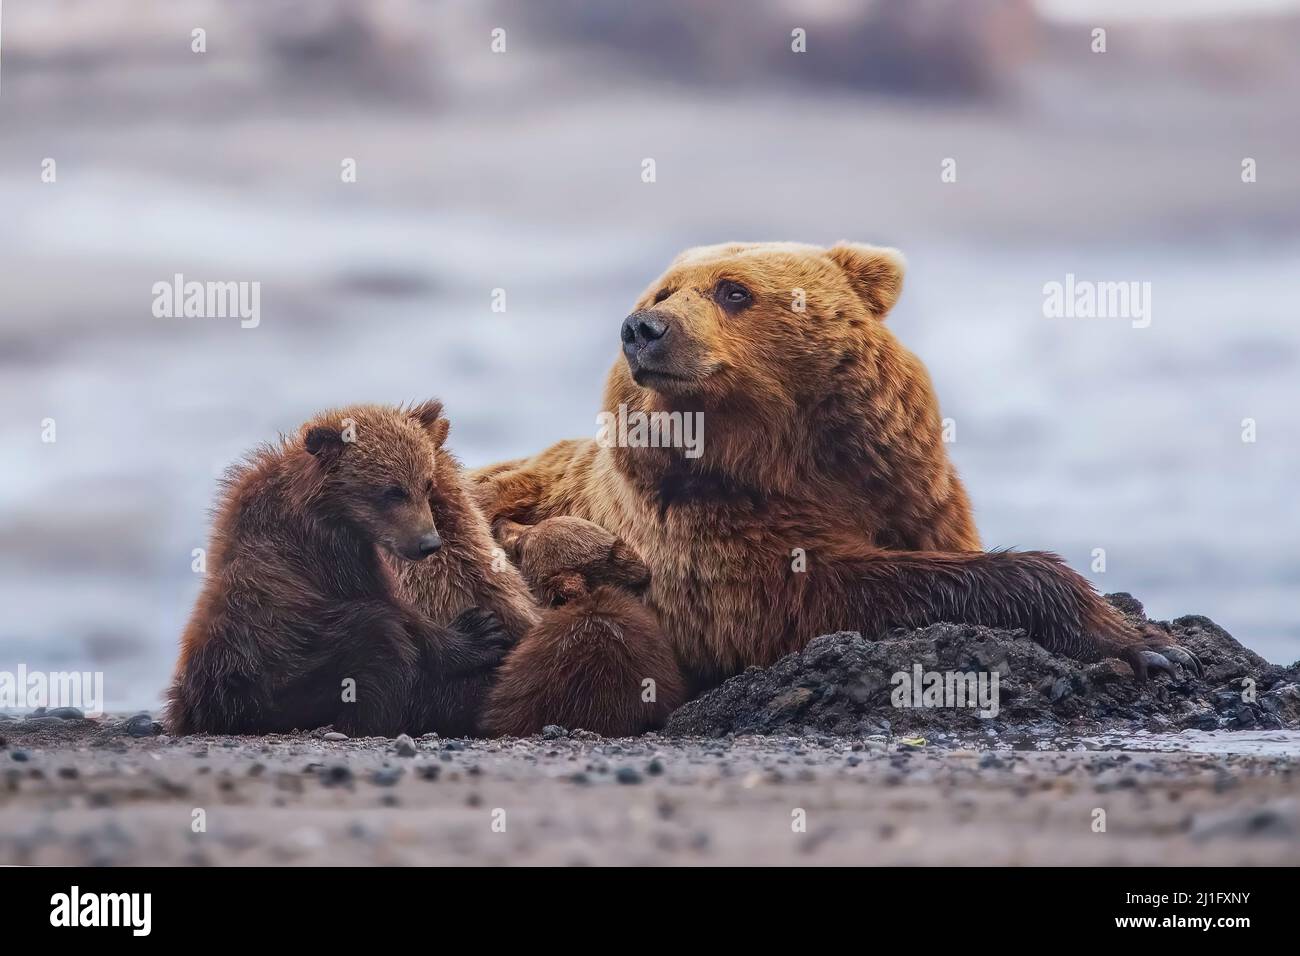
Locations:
485;516;685;736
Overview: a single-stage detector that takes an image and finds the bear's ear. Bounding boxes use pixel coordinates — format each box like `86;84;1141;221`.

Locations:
303;425;344;462
826;243;906;318
409;399;450;447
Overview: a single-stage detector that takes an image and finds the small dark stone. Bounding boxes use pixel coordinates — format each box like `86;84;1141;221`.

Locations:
123;714;158;738
11;749;30;762
46;707;85;720
646;758;665;775
321;764;353;786
371;767;404;787
615;767;643;785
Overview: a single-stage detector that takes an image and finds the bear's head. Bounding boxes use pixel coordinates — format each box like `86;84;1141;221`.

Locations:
612;241;905;408
297;400;450;562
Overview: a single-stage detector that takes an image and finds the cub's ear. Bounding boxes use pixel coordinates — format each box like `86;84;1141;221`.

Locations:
409;399;450;447
826;243;906;318
608;540;652;593
303;425;344;462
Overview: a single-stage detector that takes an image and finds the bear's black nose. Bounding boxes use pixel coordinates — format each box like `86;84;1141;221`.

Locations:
417;533;443;556
621;311;669;347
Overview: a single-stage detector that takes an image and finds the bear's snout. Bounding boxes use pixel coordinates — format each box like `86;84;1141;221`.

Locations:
621;309;672;375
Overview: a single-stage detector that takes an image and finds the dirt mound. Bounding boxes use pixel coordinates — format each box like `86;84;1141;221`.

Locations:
666;594;1300;739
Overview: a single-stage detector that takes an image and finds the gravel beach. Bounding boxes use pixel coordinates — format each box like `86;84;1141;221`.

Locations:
1;718;1297;866
4;594;1297;867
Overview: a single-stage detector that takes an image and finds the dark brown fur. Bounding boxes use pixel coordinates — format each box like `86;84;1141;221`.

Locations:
166;401;515;737
484;516;685;736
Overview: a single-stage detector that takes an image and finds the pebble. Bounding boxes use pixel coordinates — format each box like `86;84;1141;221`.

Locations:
321;764;353;787
46;707;85;720
323;732;348;741
542;725;569;739
615;767;643;785
371;767;404;787
646;758;665;775
123;714;159;738
11;749;31;762
393;734;417;757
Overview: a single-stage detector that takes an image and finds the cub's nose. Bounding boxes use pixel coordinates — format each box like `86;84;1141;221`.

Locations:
621;311;669;348
417;533;443;557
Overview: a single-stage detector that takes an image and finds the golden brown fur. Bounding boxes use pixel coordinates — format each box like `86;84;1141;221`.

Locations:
472;242;1196;695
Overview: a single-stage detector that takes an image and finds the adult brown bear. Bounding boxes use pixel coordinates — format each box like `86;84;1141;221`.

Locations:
471;241;1198;701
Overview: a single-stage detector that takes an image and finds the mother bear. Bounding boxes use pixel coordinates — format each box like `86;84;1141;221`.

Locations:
471;241;1196;701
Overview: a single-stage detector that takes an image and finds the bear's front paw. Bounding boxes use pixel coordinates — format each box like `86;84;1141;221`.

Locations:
1119;643;1201;682
1132;622;1202;678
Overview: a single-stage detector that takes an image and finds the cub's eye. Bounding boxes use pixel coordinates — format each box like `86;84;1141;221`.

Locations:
380;485;409;504
714;280;751;310
652;287;674;305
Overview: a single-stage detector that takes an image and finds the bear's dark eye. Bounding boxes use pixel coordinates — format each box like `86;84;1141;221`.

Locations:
714;280;752;312
652;287;674;305
380;485;409;504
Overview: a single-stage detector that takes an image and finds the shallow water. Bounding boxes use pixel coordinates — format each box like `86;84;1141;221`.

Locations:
1074;729;1300;756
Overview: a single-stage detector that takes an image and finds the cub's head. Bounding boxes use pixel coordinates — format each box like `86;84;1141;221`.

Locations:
298;399;450;562
613;241;904;407
495;516;651;606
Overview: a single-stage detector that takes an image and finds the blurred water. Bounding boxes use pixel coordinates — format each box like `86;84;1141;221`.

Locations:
1;1;1298;709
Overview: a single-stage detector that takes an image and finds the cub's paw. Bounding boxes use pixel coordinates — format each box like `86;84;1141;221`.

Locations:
447;606;514;674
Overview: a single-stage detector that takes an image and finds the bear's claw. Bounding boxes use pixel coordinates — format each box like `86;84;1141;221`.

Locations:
1158;645;1202;678
1129;649;1176;681
1127;646;1199;682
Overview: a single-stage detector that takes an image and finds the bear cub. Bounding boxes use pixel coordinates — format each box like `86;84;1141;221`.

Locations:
485;516;685;737
166;401;512;737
